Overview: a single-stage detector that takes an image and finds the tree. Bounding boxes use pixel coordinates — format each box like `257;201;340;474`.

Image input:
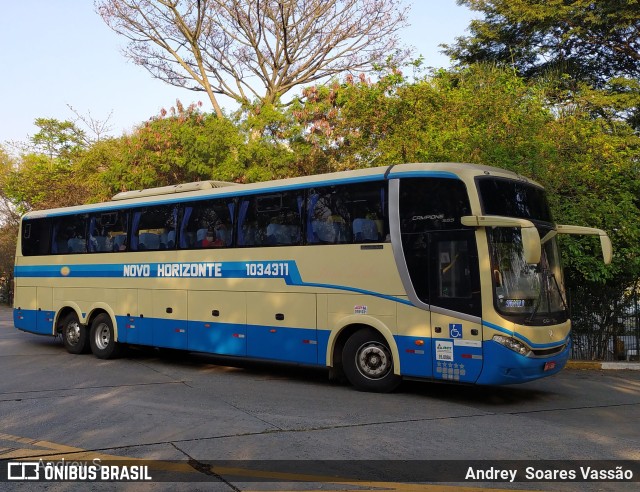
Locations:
95;0;409;114
444;1;640;127
30;118;87;162
291;64;640;288
3;155;93;214
67;105;115;144
98;100;296;194
445;1;640;84
2;120;92;214
0;146;20;227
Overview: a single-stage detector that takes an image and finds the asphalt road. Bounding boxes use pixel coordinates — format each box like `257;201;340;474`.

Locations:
0;305;638;491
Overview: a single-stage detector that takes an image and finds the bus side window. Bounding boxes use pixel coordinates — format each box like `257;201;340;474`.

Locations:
307;182;388;245
179;198;234;249
88;211;129;253
21;218;52;256
51;214;88;254
131;205;177;251
238;192;302;247
306;188;351;244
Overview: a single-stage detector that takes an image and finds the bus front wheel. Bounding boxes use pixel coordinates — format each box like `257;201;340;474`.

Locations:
342;328;401;393
89;314;121;359
62;312;89;354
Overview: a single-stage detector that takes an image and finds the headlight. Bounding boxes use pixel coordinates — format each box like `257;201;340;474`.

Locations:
492;335;531;356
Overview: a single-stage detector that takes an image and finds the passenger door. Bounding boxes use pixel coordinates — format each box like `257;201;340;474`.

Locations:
428;230;484;383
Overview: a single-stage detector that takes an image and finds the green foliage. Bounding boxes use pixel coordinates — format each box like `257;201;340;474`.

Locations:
30;118;86;161
3;154;92;214
2;119;93;214
101;102;239;191
446;0;640;85
292;64;555;171
444;0;640;131
290;63;640;297
0;146;19;294
1;65;638;345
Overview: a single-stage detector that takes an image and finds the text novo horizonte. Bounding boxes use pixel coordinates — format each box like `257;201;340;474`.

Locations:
123;263;222;278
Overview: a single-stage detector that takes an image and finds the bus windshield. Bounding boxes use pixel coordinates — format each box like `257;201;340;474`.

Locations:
488;226;568;325
477;177;553;223
477;176;568;324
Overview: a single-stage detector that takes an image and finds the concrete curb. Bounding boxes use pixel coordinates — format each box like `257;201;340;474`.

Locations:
566;360;640;371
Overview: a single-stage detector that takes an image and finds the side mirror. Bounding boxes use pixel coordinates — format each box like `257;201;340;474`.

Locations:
461;215;541;264
556;225;613;265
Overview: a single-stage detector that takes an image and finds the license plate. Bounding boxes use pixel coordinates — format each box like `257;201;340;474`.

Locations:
544;361;556;371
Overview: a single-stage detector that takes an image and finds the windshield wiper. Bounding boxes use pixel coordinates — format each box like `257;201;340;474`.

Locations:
526;268;567;324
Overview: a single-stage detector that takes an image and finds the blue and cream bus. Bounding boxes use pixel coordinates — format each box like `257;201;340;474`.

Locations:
13;163;611;391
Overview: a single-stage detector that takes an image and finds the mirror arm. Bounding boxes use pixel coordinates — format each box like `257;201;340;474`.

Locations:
462;215;541;264
556;225;613;265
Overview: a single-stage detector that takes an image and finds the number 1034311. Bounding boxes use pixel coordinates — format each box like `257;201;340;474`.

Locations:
245;262;290;277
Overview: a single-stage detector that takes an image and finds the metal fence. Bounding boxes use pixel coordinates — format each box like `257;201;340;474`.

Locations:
570;292;640;362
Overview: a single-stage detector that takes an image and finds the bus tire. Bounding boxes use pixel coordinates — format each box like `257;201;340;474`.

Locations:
342;328;401;393
61;312;90;354
89;313;121;359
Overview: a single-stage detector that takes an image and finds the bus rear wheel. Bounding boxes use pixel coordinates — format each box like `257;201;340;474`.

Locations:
89;314;121;359
62;312;89;354
342;328;401;393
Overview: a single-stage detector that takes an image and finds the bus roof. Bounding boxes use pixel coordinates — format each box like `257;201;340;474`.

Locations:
22;162;537;219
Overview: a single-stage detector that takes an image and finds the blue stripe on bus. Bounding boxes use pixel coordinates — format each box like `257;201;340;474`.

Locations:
14;308;569;384
13;261;413;306
482;320;570;350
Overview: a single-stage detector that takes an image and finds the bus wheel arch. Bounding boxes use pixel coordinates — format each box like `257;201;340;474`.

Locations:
330;322;402;392
57;306;90;354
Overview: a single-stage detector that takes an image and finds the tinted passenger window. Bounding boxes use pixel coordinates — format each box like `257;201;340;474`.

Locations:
237;192;302;246
22;218;51;256
88;211;129;252
477;177;553;222
399;178;474;307
180;199;234;249
131;205;177;251
52;215;88;254
306;181;388;244
399;178;470;233
437;239;472;299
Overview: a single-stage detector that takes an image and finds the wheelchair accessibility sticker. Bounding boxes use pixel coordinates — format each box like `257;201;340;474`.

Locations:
449;323;462;338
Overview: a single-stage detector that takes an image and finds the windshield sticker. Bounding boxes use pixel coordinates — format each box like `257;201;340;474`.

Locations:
504;299;526;308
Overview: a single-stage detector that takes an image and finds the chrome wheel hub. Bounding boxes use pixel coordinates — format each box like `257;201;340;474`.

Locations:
356;342;392;380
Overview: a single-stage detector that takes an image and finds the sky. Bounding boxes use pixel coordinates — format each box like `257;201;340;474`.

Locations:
0;1;476;147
